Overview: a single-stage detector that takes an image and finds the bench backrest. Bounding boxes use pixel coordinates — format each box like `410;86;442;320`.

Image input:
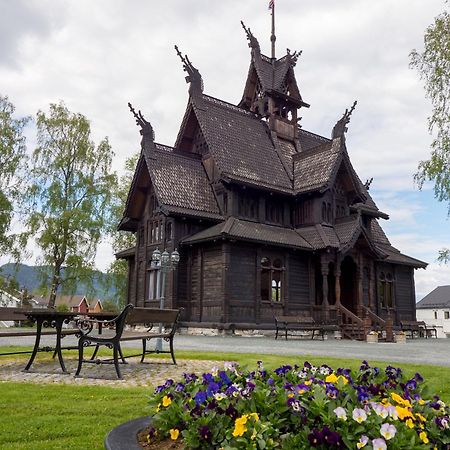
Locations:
401;321;425;330
0;307;29;321
126;307;181;332
275;315;316;324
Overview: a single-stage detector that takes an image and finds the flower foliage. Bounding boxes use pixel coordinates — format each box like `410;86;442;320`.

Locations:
148;360;450;449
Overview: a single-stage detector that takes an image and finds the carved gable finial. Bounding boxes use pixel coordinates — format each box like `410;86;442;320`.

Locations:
364;177;373;191
241;21;260;52
128;102;155;140
174;45;204;94
332;100;357;140
286;48;302;67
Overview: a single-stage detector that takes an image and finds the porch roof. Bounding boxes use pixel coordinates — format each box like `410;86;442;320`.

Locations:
181;217;312;250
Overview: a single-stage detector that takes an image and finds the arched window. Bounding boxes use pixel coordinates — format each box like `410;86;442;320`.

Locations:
147;259;161;300
260;257;283;303
322;202;327;222
378;272;394;308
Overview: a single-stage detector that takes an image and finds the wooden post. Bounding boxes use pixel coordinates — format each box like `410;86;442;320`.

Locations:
357;257;363;318
363;312;372;337
335;266;341;306
385;309;394;342
321;261;329;321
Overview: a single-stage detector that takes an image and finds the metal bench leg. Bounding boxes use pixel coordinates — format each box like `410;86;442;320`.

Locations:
140;339;147;363
90;344;100;361
119;344;127;364
169;337;176;365
311;330;315;340
275;327;279;340
113;345;122;379
285;327;288;341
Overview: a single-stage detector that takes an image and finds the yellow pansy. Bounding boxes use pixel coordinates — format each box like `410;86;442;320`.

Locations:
325;373;338;383
162;396;172;407
391;392;411;408
416;413;427;422
395;406;413;420
405;419;415;429
170;429;179;440
419;431;429;444
232;415;249;437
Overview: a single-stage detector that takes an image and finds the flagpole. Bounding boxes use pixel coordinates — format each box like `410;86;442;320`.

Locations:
270;1;276;60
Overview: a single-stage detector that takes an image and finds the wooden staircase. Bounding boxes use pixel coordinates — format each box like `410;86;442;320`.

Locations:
336;304;365;340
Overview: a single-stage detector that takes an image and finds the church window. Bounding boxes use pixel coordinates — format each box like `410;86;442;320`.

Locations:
322;202;327;222
166;222;173;241
260;257;284;303
378;272;394;308
149;220;163;244
238;192;258;220
266;199;283;224
147;259;161;300
434;311;438;319
445;311;450;320
294;200;311;226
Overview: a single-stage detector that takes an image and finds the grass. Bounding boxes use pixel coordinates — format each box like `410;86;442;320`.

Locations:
1;347;450;449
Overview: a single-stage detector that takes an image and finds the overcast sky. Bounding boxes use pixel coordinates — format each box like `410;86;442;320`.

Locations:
1;0;449;300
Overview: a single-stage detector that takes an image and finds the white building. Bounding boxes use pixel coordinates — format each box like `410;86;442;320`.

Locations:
416;285;450;338
0;289;21;327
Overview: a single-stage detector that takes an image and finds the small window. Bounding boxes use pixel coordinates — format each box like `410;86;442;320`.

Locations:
434;311;438;319
322;202;327;222
166;222;173;241
260;257;283;303
445;311;449;320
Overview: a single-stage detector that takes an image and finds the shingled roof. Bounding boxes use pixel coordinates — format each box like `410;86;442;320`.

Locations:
182;217;312;250
293;139;340;194
191;94;293;193
416;286;450;309
146;144;221;218
119;142;222;231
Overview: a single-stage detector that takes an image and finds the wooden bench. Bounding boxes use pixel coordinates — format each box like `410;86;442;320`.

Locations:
75;304;181;379
274;315;335;340
0;307;78;356
401;320;437;339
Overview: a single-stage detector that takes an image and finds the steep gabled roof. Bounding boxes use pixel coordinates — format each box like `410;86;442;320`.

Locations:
417;286;450;309
181;217;312;250
147;144;220;217
190;94;293;193
293;139;340;194
119;142;221;232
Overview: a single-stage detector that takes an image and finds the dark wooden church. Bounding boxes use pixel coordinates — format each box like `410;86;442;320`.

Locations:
118;15;426;337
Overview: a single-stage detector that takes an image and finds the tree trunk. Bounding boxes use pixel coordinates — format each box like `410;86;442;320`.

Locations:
48;264;62;308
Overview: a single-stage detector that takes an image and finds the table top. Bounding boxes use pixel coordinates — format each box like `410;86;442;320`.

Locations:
14;309;117;319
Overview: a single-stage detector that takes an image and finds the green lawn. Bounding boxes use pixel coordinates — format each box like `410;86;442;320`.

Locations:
1;348;450;449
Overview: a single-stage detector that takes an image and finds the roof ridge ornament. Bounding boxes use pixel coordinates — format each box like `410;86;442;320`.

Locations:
241;21;261;52
332;100;357;140
127;102;155;141
286;48;302;66
174;45;204;95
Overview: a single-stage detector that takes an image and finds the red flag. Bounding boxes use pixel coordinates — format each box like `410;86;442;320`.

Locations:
268;0;274;10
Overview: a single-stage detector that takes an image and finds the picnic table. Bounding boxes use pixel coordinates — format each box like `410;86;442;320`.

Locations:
16;309;116;373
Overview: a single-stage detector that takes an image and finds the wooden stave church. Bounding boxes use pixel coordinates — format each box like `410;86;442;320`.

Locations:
117;20;427;336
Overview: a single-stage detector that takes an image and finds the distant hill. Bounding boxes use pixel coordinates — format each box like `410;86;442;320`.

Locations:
0;263;117;300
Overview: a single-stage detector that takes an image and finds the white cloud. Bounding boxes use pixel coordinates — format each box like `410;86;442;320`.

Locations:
1;0;448;285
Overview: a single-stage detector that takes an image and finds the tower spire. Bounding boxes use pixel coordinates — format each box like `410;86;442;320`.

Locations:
269;0;276;60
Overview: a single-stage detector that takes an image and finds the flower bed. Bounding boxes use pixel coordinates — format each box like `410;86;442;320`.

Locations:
144;360;450;449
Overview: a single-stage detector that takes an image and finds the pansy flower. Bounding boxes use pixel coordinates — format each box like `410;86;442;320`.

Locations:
380;423;397;440
372;438;387;450
352;408;368;423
